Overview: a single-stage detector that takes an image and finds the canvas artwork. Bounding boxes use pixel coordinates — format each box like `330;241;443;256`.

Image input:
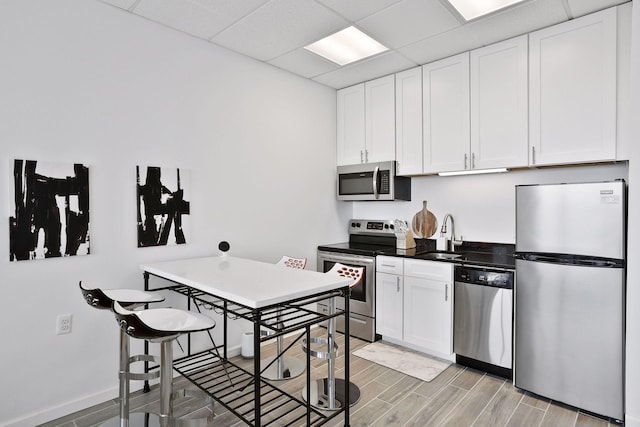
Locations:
136;165;190;247
9;159;90;261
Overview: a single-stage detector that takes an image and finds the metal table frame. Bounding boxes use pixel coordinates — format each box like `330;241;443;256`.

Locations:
143;270;352;427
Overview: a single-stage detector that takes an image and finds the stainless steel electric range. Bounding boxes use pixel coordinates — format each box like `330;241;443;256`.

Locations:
317;219;426;342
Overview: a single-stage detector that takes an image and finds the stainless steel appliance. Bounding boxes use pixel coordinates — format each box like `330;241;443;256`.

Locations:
317;219;400;341
337;161;411;201
514;181;626;421
454;265;513;379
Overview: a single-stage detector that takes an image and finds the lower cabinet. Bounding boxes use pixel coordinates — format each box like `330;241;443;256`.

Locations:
376;257;454;361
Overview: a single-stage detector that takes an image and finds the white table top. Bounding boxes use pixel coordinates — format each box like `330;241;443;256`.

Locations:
141;255;352;309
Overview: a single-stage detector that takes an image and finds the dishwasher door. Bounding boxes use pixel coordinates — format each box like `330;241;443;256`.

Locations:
454;280;513;369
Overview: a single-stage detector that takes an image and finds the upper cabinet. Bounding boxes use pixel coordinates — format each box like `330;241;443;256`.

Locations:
470;35;529;170
395;67;423;176
529;8;617;166
422;52;470;174
337;75;395;166
337;5;627;173
336;83;365;165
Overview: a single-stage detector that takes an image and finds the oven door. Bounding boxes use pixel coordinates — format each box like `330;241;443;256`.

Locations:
317;250;376;341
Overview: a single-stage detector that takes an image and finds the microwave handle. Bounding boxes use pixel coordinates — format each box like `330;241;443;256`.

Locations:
372;165;379;199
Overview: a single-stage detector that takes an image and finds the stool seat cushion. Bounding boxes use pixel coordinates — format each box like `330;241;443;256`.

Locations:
113;302;216;341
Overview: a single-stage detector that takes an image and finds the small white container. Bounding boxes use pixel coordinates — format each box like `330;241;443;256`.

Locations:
241;331;254;358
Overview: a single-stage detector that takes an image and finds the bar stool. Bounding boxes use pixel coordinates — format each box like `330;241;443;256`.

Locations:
260;256;307;381
301;263;363;410
79;281;165;426
113;301;216;426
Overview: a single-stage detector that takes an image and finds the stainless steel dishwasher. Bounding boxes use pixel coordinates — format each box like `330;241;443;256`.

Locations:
454;265;513;379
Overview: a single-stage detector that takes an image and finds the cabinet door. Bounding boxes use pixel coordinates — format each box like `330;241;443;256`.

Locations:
470;35;528;170
365;75;396;163
423;52;470;174
337;83;365;165
403;276;453;356
529;8;617;166
375;272;403;340
395;67;423;176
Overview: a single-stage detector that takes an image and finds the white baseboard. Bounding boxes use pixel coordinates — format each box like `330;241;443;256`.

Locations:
3;345;245;427
0;387;118;427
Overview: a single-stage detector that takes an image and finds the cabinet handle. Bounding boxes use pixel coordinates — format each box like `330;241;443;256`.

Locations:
360;150;364;163
464;153;468;170
445;284;448;301
396;277;400;292
532;146;536;165
365;150;369;163
472;153;476;169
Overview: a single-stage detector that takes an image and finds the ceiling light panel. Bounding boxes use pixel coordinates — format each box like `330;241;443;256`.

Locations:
447;0;527;21
304;26;388;66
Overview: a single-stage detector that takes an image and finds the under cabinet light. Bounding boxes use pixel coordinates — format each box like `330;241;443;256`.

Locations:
446;0;526;21
304;26;388;66
438;168;508;177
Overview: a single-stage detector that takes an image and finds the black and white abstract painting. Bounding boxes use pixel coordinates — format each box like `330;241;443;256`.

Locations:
136;165;190;247
9;159;90;261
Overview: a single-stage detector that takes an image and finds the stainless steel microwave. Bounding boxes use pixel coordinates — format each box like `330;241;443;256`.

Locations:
337;161;411;201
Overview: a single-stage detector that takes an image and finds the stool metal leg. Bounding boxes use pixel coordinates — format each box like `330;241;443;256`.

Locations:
302;296;360;410
119;330;131;427
260;313;304;381
159;340;173;426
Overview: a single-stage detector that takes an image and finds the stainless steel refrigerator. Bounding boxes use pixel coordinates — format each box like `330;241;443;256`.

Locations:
514;181;625;421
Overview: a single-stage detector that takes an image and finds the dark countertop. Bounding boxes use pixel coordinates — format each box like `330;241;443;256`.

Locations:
378;240;516;270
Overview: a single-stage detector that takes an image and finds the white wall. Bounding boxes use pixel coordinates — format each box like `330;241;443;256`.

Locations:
0;1;349;425
353;163;628;243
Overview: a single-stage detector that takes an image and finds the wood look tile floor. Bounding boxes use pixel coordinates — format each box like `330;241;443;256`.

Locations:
40;328;620;427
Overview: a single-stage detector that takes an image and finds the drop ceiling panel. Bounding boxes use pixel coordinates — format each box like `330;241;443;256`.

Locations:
399;26;482;65
268;48;340;78
312;51;417;89
316;0;404;22
134;0;240;39
211;0;348;61
99;0;138;9
357;0;462;49
567;0;629;17
463;0;569;47
96;0;629;89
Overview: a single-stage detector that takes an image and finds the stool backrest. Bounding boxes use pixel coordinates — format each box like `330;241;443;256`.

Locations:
79;281;113;310
276;256;307;269
326;263;364;289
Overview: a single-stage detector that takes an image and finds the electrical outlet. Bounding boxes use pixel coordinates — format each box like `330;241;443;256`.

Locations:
56;314;72;335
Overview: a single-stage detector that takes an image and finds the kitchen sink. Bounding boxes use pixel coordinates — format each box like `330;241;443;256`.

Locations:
420;252;463;261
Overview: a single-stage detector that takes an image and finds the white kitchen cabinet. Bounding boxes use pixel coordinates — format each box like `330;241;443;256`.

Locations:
403;259;453;359
395;67;423;176
470;35;529;170
422;52;470;174
376;256;404;340
529;8;617;166
366;75;396;164
337;83;365;165
337;75;395;166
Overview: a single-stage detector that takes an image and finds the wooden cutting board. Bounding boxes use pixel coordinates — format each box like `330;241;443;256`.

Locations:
412;200;438;238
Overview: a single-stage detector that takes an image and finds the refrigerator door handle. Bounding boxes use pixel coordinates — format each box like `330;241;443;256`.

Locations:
516;253;623;268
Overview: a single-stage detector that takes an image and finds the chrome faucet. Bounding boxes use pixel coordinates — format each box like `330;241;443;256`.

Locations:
440;213;463;252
